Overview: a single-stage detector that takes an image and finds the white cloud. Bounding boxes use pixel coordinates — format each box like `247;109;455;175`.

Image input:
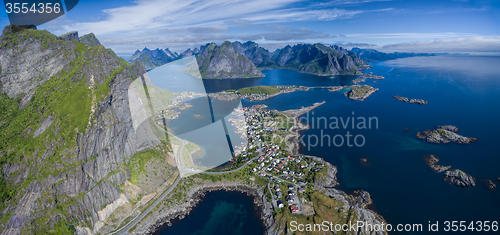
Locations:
378;36;500;53
45;0;498;54
58;0;361;36
48;0;366;53
346;32;478;39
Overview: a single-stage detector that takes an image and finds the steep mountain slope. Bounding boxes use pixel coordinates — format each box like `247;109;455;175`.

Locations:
351;47;435;62
230;41;369;75
0;25;172;234
128;48;177;70
231;41;276;67
274;43;369;75
164;48;178;59
58;31;79;41
196;41;264;79
178;48;200;59
79;33;101;47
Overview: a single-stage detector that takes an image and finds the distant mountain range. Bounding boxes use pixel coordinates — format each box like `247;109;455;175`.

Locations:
350;47;435;62
129;41;370;78
128;48;178;70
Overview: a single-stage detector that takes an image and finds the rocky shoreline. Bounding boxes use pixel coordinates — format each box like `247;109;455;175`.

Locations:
416;125;477;144
345;85;379;101
285;116;310;156
423;155;451;173
208;85;309;101
444;169;476;188
136;103;387;235
328;85;379;101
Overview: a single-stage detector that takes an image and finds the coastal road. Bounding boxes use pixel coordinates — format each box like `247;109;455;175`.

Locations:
112;121;188;234
113;119;259;234
115;102;317;233
112;174;181;235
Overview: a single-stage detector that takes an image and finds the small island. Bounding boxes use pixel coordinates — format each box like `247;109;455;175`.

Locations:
193;114;204;118
359;157;370;167
345;85;379;101
444;169;476;187
416;125;476;144
423;155;451;173
485;179;496;190
393;95;428;105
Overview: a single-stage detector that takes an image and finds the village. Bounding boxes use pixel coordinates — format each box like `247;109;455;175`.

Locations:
227;104;329;215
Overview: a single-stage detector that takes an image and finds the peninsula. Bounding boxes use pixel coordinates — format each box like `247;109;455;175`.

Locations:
209;85;309;101
124;103;387;235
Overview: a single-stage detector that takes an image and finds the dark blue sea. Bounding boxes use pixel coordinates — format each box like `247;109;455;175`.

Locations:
154;190;265;235
150;55;500;234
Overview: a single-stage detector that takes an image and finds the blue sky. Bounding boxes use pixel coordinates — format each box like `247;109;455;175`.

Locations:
1;0;499;54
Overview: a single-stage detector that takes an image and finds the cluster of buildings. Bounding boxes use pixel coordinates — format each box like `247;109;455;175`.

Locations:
273;184;302;214
224;104;330;216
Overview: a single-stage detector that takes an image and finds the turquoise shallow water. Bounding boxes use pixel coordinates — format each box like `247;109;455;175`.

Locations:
151;56;500;234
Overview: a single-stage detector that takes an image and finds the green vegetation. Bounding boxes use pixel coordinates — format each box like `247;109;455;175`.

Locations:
0;176;14;206
436;129;450;137
1;28;64;50
237;86;279;95
271;190;357;235
126;144;171;185
0;28;148;232
347;85;376;100
74;42;87;56
32;216;75;235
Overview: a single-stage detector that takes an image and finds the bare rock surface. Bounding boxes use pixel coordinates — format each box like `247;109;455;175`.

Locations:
444;169;476;187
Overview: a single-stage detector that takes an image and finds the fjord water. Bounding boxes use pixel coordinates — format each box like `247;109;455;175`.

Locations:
150;56;500;234
155;191;265;235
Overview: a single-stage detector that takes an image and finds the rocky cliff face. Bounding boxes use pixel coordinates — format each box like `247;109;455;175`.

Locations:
0;25;160;234
164;48;177;59
58;31;79;41
196;41;264;79
128;47;177;70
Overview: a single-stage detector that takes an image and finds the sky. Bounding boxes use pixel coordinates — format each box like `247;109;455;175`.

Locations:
1;0;499;54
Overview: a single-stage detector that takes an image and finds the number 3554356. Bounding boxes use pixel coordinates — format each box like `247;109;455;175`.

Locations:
5;3;61;14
